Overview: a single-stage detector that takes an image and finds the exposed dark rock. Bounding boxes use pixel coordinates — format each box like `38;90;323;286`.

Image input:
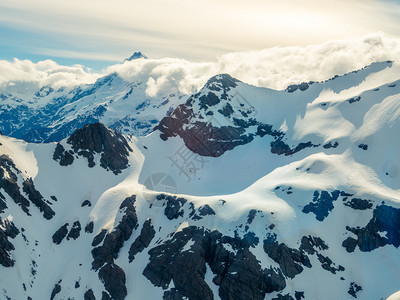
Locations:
199;92;221;110
82;200;92;207
317;253;344;274
263;234;311;279
92;229;107;247
343;204;400;252
91;195;138;270
85;221;94;234
84;289;96;300
2;219;20;239
247;209;257;224
60;123;132;174
270;138;317;156
295;291;305;300
52;223;69;244
143;226;285;300
204;74;239;92
299;236;328;255
218;103;234;117
129;219;156;262
75;281;80;288
348;96;361;104
302;190;343;221
67;221;81;240
22;178;55;220
286;82;309;93
156;194;187;220
348;282;362;298
53;143;74;166
101;291;112;300
344;198;373;210
342;237;358;253
0;227;16;267
272;294;294;300
198;204;215;216
358;144;368;150
323;141;339;149
163;288;185;300
50;283;61;300
98;263;127;300
154;76;282;157
0;155;31;215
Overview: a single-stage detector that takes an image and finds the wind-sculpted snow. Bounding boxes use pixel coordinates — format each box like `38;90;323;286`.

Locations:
1;61;400;299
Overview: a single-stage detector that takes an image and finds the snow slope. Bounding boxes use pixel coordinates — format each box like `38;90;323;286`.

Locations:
0;61;400;300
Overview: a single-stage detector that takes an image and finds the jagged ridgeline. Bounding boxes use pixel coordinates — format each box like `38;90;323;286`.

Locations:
0;60;400;299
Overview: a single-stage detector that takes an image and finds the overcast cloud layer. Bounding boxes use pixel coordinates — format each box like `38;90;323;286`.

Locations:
1;33;399;96
0;0;400;67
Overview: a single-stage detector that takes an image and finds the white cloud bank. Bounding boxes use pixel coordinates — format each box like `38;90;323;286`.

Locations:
1;33;400;96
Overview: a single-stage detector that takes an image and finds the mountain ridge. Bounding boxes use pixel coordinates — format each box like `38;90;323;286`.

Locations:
0;60;400;299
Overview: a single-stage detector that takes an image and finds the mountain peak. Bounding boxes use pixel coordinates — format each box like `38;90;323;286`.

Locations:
124;52;148;62
53;122;133;174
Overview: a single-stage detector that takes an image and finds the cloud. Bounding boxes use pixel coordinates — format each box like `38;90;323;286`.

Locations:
1;33;400;96
1;0;400;63
108;33;400;96
0;59;100;89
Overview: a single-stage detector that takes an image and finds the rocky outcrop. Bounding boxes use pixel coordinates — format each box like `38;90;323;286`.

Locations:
348;282;362;298
343;198;372;210
98;263;127;300
270;138;317;156
91;196;139;300
50;283;62;300
143;226;285;300
0;155;30;215
66;221;81;240
154;74;283;157
302;190;350;221
92;196;138;270
263;234;311;279
52;223;69;244
155;194;187;220
85;221;94;233
128;219;155;262
54;123;133;174
22;178;55;220
84;289;96;300
0;219;19;267
343;204;400;252
53;143;74;166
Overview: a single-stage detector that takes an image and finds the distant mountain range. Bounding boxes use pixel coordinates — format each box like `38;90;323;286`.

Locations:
0;57;400;300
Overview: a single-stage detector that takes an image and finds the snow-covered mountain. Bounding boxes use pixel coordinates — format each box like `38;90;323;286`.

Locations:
0;54;186;143
1;59;400;300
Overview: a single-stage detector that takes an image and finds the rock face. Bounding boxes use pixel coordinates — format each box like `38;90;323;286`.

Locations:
22;178;55;220
52;223;69;245
128;219;155;262
91;196;138;299
343;205;400;252
155;74;284;157
263;234;311;279
0;219;19;267
0;155;55;219
54;123;133;174
143;226;286;300
302;190;351;221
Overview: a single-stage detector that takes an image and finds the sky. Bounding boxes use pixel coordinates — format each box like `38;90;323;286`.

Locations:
1;0;400;71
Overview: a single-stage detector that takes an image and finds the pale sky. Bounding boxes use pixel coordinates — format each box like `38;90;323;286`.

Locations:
0;0;399;70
